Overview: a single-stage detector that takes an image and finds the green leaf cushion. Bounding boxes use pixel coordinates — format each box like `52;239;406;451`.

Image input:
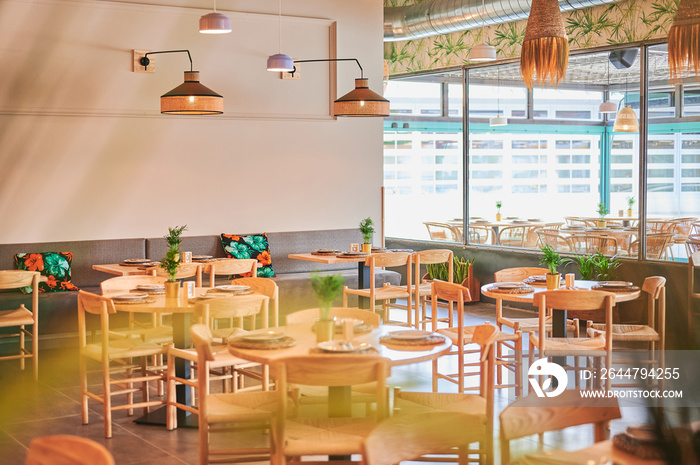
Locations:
220;233;275;277
15;252;80;293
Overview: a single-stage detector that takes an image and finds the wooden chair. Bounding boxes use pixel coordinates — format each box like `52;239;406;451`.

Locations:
431;281;522;396
342;252;412;324
536;229;575;252
169;324;276;465
393;323;500;465
78;291;166;438
25;435;115;465
206;258;258;287
230;276;279;326
286;307;380;328
423;222;459;242
0;270;40;379
201;294;270;342
468;225;492;244
530;290;614;390
497;225;530;248
569;233;619;255
669;217;698;258
564;216;588;226
499;391;621;465
628;232;673;259
270;354;390;465
412;249;453;331
362;412;483;465
686;234;700;256
154;262;203;286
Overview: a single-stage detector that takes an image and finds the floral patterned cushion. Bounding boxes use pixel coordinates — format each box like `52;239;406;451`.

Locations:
14;252;80;293
220;233;275;277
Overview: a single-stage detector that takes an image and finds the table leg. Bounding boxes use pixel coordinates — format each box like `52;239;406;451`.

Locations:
357;262;370;309
552;309;567;387
329;386;352;460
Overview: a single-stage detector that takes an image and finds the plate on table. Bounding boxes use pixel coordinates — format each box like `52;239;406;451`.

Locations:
493;282;531;290
598;281;634;288
528;218;542;222
337;252;368;258
112;293;149;301
589;227;610;231
136;284;165;291
199;293;232;299
238;329;286;342
511;220;527;224
527;275;547;282
317;341;372;353
334;318;364;328
122;258;150;264
192;254;213;260
316;249;340;254
387;330;433;341
215;284;251;291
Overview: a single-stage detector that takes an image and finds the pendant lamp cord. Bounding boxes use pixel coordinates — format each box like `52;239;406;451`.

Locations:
278;0;282;54
497;68;501;116
481;0;486;45
213;0;217;12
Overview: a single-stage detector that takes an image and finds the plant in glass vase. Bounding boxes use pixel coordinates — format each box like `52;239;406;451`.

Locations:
310;272;345;342
596;202;609;227
496;200;502;222
359;217;375;254
626;196;635;217
161;225;187;298
539;245;570;290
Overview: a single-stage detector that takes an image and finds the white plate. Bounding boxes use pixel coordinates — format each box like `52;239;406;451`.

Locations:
527;275;547;282
192;255;213;260
388;330;433;341
238;330;285;342
122;258;150;263
199;293;231;299
528;218;542;222
335;318;364;328
215;285;251;292
317;341;371;353
136;284;165;291
316;249;340;254
511;220;527;223
598;281;633;287
112;293;148;301
494;282;529;290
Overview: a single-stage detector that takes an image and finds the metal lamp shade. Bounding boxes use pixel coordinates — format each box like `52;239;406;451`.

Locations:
470;43;497;62
489;114;508;126
668;0;700;81
520;0;569;88
613;105;639;133
267;53;294;72
333;78;390;117
199;12;231;33
599;100;618;114
160;72;223;115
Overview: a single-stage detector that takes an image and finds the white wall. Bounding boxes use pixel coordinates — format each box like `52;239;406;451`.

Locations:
0;0;384;243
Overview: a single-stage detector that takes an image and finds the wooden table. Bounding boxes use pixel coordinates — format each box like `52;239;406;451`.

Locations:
107;288;269;427
481;280;641;338
288;253;373;308
93;263;155;276
449;220;546;245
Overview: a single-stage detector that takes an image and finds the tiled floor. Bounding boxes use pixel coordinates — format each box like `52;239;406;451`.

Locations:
0;301;659;464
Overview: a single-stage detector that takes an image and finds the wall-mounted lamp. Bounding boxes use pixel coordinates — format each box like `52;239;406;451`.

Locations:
139;50;223;115
290;58;389;117
200;0;231;34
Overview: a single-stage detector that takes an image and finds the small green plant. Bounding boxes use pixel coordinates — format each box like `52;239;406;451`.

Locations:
627;196;635;209
426;256;474;283
596;202;608;219
160;225;187;282
310;272;346;320
573;254;596;280
496;200;502;213
539;245;571;274
592;250;621;281
359;217;375;244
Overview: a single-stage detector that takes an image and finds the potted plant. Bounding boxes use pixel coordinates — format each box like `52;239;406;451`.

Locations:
592;250;621;281
425;256;479;301
596;202;608;227
161;225;187;299
359;217;375;254
626;196;635;217
496;200;503;222
573;253;596;281
310;272;345;342
539;245;570;290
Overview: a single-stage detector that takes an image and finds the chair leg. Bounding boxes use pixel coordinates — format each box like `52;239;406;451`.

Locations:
199;422;209;465
166;354;177;430
140;357;150;415
515;333;523;397
19;324;25;371
32;324;38;380
103;361;113;439
80;355;89;426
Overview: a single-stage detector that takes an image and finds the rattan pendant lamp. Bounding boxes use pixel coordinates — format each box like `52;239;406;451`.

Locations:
668;0;700;82
613;77;638;133
520;0;569;89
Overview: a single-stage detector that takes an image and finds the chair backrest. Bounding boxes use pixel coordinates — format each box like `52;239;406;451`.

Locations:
286;307;380;327
100;275;166;294
643;276;666;349
0;270;39;311
431;280;471;303
498;225;529;247
569;234;618;255
499;391;621;464
468;225;492;244
672;217;697;236
154;262;202;285
365;252;412;293
423;222;458;242
494;267;549;283
230;276;277;299
537;229;574;252
198;295;269;330
629;233;673;259
25;434;115;465
412;249;453;285
77;291;116;352
207;258;258;286
190;323;216;363
363;412;484;465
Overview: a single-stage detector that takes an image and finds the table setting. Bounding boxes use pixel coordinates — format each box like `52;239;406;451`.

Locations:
229;328;296;350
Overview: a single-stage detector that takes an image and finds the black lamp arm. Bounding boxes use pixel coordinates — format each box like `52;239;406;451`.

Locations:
291;58;363;78
140;50;193;72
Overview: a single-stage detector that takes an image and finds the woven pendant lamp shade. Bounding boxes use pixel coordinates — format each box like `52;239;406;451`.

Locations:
160;71;223;115
333;78;390;117
668;0;700;82
520;0;569;89
613;105;639;133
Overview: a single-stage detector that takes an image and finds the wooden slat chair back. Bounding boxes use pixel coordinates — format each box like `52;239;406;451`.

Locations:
207;258;258;287
25;435;115;465
100;275;169;336
199;294;270;340
77;291;165;438
0;270;40;379
412;249;453;330
286;307;380;327
499;391;621;464
230;276;279;326
343;252;413;323
177;324;275;465
494;267;549;284
154;262;203;286
362;412;484;465
270;355;390;465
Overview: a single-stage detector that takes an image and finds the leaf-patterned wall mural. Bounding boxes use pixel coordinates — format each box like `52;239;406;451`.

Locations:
384;0;679;75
